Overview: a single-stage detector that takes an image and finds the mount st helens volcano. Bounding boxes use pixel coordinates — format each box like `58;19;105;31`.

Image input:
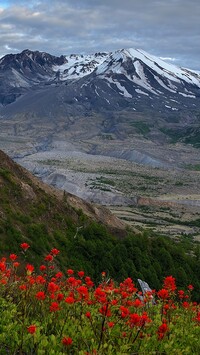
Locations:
0;48;200;209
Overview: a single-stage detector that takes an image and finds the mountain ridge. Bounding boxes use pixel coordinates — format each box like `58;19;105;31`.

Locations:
1;47;200;136
0;47;200;108
0;47;200;205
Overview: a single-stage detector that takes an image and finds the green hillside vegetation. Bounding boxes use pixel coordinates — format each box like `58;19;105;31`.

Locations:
160;126;200;148
0;150;200;301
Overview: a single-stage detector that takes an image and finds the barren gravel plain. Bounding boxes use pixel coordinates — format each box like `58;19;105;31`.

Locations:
0;123;200;240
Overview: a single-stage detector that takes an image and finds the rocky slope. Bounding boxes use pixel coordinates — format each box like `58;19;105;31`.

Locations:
0;149;126;241
0;48;200;208
1;48;200;150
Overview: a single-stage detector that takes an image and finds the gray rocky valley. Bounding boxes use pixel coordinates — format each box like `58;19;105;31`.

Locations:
0;48;200;239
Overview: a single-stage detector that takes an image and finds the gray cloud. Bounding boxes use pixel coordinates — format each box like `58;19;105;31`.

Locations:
0;0;199;69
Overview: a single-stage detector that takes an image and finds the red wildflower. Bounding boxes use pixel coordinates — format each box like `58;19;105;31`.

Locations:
163;276;176;292
9;254;17;261
0;279;7;285
62;337;73;346
132;298;143;308
108;321;115;328
95;287;107;302
77;285;89;300
125;300;132;307
45;254;53;262
188;284;194;291
13;262;20;268
19;284;27;291
99;305;111;317
50;248;60;256
57;293;64;302
121;291;128;299
164;304;170;311
120;306;129;318
157;289;169;300
27;276;35;285
67;269;74;275
36;275;46;284
85;311;91;318
129;313;141;327
157;322;169;340
171;303;176;310
26;264;34;274
50;302;60;312
88;280;94;287
55;272;63;279
182;301;190;309
20;243;30;251
27;325;36;334
5;269;11;277
36;291;46;300
67;276;78;286
65;296;75;304
111;299;118;306
39;264;47;272
194;311;200;324
0;262;6;272
120;278;137;294
48;281;60;293
140;312;151;326
178;290;185;299
78;270;85;278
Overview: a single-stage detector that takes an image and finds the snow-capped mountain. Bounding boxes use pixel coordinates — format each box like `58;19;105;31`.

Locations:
0;47;200;111
95;48;200;97
1;47;200;192
0;48;200;131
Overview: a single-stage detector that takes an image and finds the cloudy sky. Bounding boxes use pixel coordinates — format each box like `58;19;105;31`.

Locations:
0;0;199;70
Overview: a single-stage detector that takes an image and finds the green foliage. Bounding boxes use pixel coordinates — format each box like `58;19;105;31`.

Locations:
160;126;200;148
184;164;200;171
0;168;12;182
130;121;151;135
0;249;199;355
87;176;116;191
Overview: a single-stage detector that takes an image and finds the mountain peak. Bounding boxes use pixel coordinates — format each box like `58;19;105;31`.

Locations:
0;46;200;110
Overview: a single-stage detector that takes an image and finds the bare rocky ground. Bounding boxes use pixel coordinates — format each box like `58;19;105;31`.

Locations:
0;122;200;240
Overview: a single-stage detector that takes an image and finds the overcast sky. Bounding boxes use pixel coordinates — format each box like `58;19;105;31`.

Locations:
0;0;199;70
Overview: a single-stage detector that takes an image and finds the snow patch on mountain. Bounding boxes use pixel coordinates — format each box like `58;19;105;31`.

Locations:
135;89;149;96
53;52;108;80
127;49;200;87
153;75;176;93
179;92;196;98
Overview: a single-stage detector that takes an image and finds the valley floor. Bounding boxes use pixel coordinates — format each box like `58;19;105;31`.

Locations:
1;130;200;240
